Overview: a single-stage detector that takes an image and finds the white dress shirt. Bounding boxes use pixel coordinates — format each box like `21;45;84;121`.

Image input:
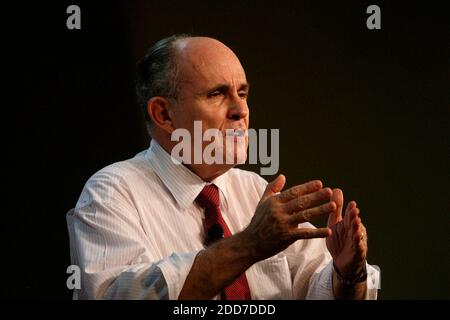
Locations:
67;139;380;300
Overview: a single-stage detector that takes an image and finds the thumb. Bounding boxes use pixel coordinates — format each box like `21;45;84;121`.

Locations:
261;174;286;202
328;188;343;227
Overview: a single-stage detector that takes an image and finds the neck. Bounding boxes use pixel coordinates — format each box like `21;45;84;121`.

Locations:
184;163;232;182
152;135;233;182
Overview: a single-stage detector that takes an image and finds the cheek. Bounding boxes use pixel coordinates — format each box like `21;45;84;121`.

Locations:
172;102;201;130
199;110;228;130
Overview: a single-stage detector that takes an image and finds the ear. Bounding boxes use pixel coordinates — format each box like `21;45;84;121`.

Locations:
146;97;176;134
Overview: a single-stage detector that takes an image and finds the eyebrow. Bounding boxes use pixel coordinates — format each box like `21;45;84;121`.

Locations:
207;82;250;93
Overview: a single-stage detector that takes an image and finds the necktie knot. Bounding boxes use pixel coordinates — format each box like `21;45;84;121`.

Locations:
195;184;220;210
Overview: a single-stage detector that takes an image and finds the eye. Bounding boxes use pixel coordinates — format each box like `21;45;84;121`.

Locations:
238;91;248;99
207;91;223;98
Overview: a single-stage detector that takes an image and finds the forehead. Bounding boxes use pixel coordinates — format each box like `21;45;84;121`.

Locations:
175;38;247;89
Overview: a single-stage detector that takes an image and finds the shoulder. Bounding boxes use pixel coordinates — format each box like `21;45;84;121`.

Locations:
87;151;151;185
75;150;157;208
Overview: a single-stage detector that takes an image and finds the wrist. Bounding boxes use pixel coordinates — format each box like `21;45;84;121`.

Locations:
333;261;367;286
234;229;265;264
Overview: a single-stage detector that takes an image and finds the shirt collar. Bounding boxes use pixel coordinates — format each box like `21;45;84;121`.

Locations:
145;139;230;209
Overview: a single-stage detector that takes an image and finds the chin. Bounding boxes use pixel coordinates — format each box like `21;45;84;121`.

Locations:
224;141;248;165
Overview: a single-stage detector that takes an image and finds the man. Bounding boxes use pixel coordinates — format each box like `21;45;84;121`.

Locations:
67;34;380;300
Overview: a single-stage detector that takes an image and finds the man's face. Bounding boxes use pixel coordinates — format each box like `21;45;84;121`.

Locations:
170;38;250;166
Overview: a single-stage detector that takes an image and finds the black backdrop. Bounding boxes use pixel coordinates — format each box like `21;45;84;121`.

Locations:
3;0;449;299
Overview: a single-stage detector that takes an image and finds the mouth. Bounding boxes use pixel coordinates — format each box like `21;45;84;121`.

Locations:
224;128;246;137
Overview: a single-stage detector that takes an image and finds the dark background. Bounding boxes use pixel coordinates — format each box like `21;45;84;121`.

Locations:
3;0;448;299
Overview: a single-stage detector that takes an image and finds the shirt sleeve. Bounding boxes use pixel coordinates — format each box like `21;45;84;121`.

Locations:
100;252;200;300
67;169;200;300
306;260;380;300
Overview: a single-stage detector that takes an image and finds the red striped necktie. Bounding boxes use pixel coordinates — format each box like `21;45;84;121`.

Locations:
195;184;251;300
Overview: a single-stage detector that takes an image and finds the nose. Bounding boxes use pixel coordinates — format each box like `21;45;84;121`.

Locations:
227;94;249;121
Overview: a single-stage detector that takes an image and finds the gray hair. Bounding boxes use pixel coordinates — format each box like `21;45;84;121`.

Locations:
135;34;192;134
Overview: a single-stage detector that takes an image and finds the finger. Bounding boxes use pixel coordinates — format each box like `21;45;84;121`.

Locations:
327;188;343;227
283;187;333;214
350;217;368;260
345;201;357;215
288;201;336;225
358;242;367;261
350;207;360;223
354;233;367;261
360;229;368;259
276;180;323;203
352;217;363;245
361;224;367;241
354;241;366;261
344;201;357;230
354;220;368;243
347;210;359;245
291;227;331;240
260;174;286;202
